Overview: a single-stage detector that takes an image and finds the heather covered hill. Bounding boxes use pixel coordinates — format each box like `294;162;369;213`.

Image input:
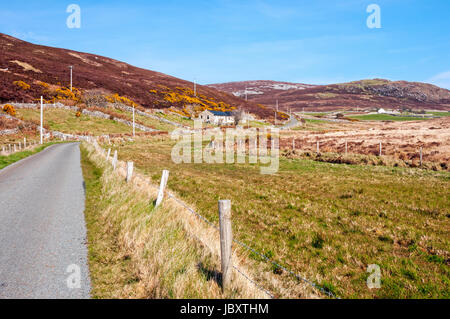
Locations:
0;33;275;119
208;79;450;112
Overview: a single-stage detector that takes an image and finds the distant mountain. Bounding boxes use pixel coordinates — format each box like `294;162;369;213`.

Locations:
208;79;450;112
0;33;275;119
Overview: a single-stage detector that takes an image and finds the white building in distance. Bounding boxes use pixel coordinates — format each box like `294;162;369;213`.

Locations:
198;110;235;125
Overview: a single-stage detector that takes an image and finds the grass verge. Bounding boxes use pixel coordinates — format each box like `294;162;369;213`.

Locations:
0;142;58;170
80;143;272;299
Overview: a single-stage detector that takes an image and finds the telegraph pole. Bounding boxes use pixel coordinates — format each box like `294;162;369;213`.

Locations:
245;86;248;101
275;99;278;125
69;66;73;91
132;105;136;137
194;78;197;96
40;96;43;144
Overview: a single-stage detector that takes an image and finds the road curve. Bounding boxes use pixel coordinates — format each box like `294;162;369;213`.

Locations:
0;143;90;299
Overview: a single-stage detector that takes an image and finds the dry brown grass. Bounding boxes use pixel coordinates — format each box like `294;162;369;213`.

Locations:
102;135;449;299
82;141;300;299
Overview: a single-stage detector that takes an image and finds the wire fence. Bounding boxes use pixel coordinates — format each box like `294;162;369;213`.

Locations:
167;191;339;299
93;140;339;299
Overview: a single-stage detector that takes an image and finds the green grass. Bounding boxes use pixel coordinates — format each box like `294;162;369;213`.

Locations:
426;111;450;117
292;118;344;131
80;143;259;299
111;108;177;131
348;114;432;121
0;142;57;170
155;112;195;127
246;120;271;128
303;112;330;117
111;136;450;298
17;108;137;135
80;145;135;298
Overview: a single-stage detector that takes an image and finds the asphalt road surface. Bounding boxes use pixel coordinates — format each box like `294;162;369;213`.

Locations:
281;116;300;129
0;143;90;299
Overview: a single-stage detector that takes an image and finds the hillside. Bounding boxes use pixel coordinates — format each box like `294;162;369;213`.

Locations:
208;79;450;112
0;33;275;119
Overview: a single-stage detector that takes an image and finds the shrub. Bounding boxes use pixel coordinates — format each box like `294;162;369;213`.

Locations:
38;81;50;89
105;93;137;107
13;80;30;90
2;104;16;116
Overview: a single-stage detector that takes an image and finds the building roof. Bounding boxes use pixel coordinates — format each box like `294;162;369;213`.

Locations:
208;110;233;116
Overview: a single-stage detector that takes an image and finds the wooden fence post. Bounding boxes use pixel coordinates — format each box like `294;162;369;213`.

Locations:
316;141;320;153
345;140;348;155
24;138;26;148
219;199;232;291
112;150;118;169
155;170;170;208
292;138;295;151
106;148;111;160
126;161;134;183
379;142;382;156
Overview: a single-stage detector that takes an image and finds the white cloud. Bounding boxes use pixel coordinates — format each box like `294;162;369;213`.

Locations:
427;71;450;89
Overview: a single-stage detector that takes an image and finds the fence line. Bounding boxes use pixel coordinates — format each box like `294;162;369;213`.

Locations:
90;140;339;299
288;138;434;166
166;190;339;299
92;143;274;297
185;223;275;299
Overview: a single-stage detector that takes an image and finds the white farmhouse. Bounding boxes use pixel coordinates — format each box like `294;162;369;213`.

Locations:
198;110;235;125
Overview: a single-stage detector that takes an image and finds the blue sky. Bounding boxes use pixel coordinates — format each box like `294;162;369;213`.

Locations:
1;0;449;88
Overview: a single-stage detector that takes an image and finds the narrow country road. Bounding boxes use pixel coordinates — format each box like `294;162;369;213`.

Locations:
281;116;300;129
0;143;90;299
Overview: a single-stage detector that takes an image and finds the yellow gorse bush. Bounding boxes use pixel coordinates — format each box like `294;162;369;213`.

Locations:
42;86;82;104
150;87;235;117
2;104;16;116
105;93;138;107
13;80;31;90
38;81;50;89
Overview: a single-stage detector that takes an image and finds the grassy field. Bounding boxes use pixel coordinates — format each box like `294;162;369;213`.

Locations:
107;136;450;298
426;111;450;117
155;112;195;128
348;114;431;121
111;108;177;132
303;112;331;117
0;142;59;169
16;108;137;135
80;143;270;299
292;118;345;131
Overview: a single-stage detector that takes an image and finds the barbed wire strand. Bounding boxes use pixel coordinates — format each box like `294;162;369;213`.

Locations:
166;191;339;299
186;226;274;299
94;143;338;299
232;266;275;299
